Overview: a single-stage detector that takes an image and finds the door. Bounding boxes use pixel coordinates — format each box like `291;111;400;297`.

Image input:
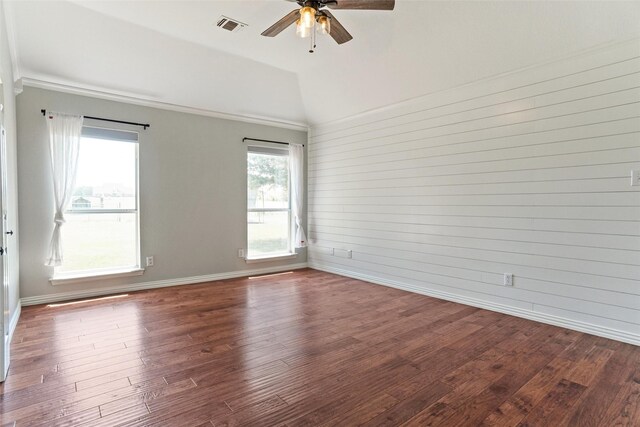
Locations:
0;126;9;380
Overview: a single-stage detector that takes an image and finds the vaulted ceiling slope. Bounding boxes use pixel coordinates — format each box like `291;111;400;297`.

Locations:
5;0;307;126
5;1;640;127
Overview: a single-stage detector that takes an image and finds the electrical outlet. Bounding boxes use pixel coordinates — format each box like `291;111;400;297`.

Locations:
238;249;245;258
146;256;154;267
632;170;640;187
503;273;513;286
347;250;352;259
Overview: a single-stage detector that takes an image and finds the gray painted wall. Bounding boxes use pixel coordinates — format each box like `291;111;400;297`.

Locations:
0;1;20;324
17;86;307;300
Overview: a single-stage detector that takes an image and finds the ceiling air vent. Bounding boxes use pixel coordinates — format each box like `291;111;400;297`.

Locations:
216;16;247;33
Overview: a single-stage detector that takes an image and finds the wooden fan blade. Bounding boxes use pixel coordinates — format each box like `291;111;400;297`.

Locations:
328;0;395;10
323;11;353;44
261;9;300;37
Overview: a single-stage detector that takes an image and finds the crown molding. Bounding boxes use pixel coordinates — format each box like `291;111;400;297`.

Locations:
13;77;22;95
2;0;20;81
20;77;309;132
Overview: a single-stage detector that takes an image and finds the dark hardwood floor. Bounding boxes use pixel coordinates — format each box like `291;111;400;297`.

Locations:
0;269;638;426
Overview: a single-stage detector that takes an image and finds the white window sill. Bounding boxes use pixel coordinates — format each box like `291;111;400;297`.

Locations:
245;253;297;264
50;268;145;286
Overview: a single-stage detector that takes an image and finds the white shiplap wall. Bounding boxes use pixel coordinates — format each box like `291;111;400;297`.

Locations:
307;39;640;345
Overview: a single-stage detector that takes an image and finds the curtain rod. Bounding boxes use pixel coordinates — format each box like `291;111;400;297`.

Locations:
41;109;150;130
243;137;304;147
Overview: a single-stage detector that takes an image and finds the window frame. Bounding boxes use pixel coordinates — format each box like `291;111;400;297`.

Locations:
52;126;142;280
246;144;294;261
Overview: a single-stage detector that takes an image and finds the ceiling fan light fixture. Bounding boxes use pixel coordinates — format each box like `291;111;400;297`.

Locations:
261;0;395;51
318;15;331;35
300;6;316;29
296;19;311;38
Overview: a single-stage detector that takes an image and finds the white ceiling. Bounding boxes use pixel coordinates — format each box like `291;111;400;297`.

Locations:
5;0;640;126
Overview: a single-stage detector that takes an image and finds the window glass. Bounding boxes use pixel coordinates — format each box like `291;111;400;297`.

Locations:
59;213;137;273
247;211;290;257
247;149;290;258
69;138;137;211
59;135;139;274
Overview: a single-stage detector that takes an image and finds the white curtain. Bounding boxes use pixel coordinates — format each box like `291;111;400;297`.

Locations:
289;143;307;248
45;112;84;266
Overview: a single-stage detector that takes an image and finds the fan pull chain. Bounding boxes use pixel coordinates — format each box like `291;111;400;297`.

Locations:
309;24;316;53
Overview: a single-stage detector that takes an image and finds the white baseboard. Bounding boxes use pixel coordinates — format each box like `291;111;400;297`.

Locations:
309;263;640;347
7;304;20;345
21;263;308;307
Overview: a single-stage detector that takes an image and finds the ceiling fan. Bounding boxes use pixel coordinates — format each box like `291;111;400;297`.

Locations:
261;0;395;52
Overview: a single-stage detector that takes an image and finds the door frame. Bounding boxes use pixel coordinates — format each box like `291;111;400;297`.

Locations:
0;125;9;381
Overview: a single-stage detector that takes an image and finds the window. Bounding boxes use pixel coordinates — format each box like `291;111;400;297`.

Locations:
56;127;140;275
247;146;291;259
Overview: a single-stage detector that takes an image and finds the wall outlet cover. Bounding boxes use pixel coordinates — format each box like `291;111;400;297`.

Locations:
146;256;154;267
503;273;513;286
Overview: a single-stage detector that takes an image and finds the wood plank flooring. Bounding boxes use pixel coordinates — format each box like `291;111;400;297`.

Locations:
1;269;638;426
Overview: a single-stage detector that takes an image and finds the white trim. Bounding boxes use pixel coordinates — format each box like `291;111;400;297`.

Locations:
67;209;137;215
245;253;297;264
2;0;20;82
248;208;290;213
13;77;22;95
22;263;308;306
50;268;145;286
7;303;20;345
308;263;640;347
20;77;309;132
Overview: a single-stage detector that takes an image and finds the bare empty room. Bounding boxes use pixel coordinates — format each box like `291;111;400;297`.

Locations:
0;0;637;425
